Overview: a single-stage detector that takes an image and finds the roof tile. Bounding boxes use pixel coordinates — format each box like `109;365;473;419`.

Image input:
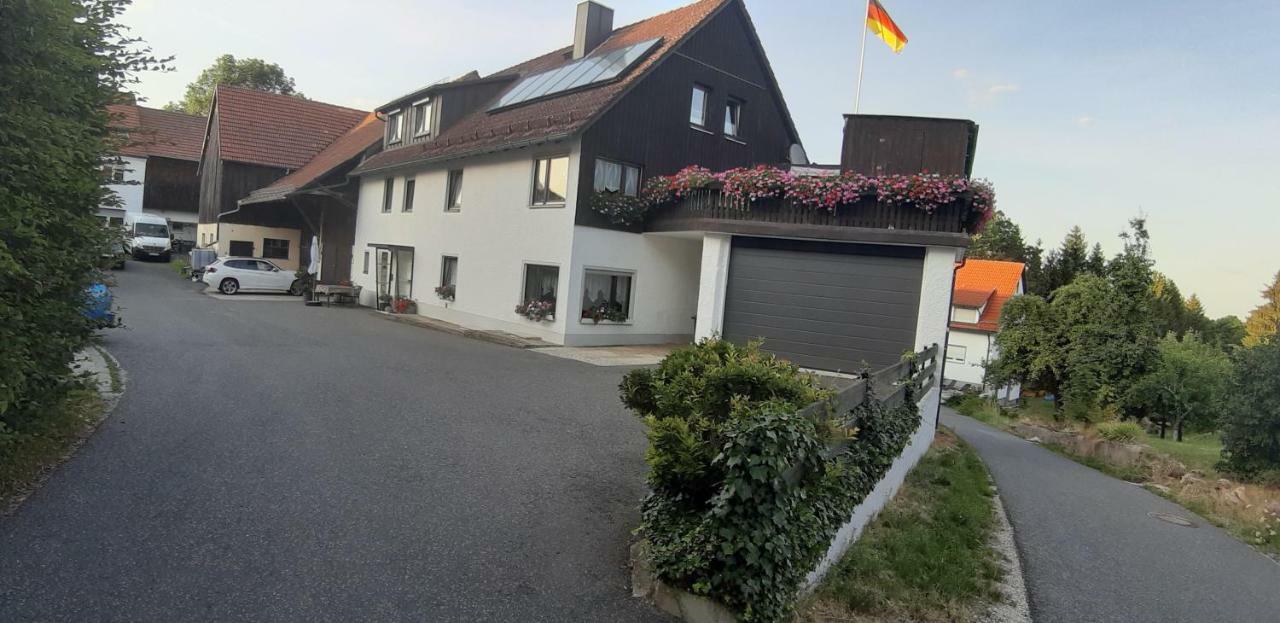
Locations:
108;104;206;162
951;259;1025;332
353;0;730;174
240;113;384;205
213;86;369;169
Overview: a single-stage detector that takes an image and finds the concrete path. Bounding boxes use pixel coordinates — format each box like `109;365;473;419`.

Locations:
943;407;1280;623
0;261;662;622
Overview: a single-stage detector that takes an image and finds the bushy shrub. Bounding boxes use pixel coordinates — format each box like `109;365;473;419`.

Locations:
623;339;924;621
1219;339;1280;476
1;0;157;428
1096;421;1144;443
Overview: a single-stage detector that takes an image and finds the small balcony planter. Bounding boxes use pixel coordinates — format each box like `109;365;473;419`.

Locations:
434;284;456;302
515;299;555;322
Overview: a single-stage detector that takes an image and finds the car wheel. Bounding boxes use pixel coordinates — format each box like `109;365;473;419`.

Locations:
219;278;240;295
288;280;304;296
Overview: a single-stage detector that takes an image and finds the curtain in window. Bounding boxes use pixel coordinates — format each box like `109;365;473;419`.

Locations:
582;272;631;319
524;265;558;304
594;160;622;192
623;166;640;196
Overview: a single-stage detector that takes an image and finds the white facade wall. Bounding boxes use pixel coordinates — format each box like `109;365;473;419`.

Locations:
945;329;992;386
693;233;732;341
99;155;147;219
350;142;583;344
564;228;701;346
805;244;956;589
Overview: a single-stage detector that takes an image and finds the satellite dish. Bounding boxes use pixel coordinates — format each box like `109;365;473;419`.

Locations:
788;143;809;165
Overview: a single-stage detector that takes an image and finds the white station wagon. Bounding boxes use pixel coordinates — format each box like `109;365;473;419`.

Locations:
202;257;303;296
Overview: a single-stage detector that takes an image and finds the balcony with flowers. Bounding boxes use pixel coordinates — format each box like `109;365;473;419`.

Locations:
588;165;996;244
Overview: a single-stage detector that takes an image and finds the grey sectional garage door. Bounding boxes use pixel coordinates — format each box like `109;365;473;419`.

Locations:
722;238;923;372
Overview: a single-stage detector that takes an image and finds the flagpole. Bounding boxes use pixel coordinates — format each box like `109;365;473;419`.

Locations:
854;0;871;113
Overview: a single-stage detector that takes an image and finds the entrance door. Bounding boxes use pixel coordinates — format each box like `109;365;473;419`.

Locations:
373;247;414;310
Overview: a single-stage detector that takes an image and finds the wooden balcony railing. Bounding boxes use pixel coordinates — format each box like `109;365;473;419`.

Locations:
643;185;974;244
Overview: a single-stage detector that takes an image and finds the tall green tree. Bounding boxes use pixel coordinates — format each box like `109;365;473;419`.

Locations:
1;0;163;424
1131;334;1231;441
1219;339;1280;475
1183;293;1211;336
1150;273;1187;337
989;218;1158;419
166;54;302;115
1203;315;1246;351
1041;226;1097;294
968;210;1046;294
1243;271;1280;347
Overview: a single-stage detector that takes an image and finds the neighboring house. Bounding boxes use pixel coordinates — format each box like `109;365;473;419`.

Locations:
100;104;206;243
945;259;1025;399
237;113;384;282
348;0;803;345
196;86;368;271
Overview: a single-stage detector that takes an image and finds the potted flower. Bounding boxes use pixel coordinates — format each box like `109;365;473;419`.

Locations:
391;296;416;314
434;284;456;301
583;301;628;324
515;298;555;322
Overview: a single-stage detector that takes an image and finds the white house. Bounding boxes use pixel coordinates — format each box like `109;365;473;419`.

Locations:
346;0;982;383
100;104;206;244
945;258;1025;399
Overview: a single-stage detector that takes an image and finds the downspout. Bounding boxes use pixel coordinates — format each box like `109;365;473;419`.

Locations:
936;251;967;427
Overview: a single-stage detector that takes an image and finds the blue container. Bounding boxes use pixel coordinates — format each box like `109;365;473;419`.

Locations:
83;283;115;325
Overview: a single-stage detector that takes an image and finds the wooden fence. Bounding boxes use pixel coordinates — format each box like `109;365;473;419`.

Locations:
784;344;938;485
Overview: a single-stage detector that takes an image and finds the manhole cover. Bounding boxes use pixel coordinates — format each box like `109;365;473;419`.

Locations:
1148;512;1197;528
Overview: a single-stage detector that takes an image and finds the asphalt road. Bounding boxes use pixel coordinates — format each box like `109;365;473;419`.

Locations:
0;261;663;622
943;407;1280;623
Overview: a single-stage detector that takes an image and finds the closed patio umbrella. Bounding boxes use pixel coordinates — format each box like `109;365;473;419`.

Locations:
307;235;320;276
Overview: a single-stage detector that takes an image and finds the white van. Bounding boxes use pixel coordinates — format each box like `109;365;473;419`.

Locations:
123;212;172;261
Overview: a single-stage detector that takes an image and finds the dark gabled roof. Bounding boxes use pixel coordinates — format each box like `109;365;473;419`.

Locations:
355;0;797;176
208;86;369;169
108;104;206;162
239;113;384;206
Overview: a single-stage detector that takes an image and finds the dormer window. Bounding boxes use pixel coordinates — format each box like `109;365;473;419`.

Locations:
412;99;433;137
386;110;404;144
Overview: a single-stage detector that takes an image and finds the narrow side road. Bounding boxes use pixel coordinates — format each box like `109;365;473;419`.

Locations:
943;407;1280;623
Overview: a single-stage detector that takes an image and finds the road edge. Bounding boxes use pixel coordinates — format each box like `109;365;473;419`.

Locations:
1;345;127;516
986;488;1033;623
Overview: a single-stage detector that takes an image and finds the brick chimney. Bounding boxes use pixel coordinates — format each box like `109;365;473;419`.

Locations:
573;1;614;59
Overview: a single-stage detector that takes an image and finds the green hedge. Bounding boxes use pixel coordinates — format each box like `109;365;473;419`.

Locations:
621;339;923;621
1;0;148;438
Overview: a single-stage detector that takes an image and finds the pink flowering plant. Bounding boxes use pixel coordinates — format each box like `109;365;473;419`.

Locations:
592;165;997;234
515;299;555;322
719;165;792;203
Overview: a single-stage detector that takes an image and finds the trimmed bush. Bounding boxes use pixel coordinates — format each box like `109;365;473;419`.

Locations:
622;339;923;621
1096;421;1144;443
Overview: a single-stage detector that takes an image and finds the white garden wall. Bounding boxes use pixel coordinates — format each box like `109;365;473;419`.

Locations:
803;245;958;588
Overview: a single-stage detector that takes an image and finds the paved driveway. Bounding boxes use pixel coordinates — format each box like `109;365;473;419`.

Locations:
944;408;1280;623
0;261;663;622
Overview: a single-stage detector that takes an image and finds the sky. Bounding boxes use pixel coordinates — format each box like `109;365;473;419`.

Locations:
118;0;1280;318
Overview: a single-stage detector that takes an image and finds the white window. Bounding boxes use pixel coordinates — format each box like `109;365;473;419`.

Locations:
531;155;569;207
522;264;559;314
581;269;633;323
412;99;433;137
724;98;743;138
381;178;394;213
445;169;463;211
946;344;967;364
593;159;641;196
402;178;415;212
102;161;126;183
690;85;709;127
386;109;404;144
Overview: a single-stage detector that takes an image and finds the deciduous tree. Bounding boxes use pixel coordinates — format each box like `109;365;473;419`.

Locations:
1131;334;1231;441
1243;271;1280;347
1219;339;1280;475
166;54;302;115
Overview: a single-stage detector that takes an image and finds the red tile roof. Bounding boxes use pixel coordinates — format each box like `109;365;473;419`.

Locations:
211;86;369;169
953;288;994;309
240;113;384;205
353;0;737;175
108;104;206;162
951;259;1025;333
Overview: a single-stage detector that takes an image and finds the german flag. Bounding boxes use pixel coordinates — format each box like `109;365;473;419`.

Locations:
867;0;907;53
